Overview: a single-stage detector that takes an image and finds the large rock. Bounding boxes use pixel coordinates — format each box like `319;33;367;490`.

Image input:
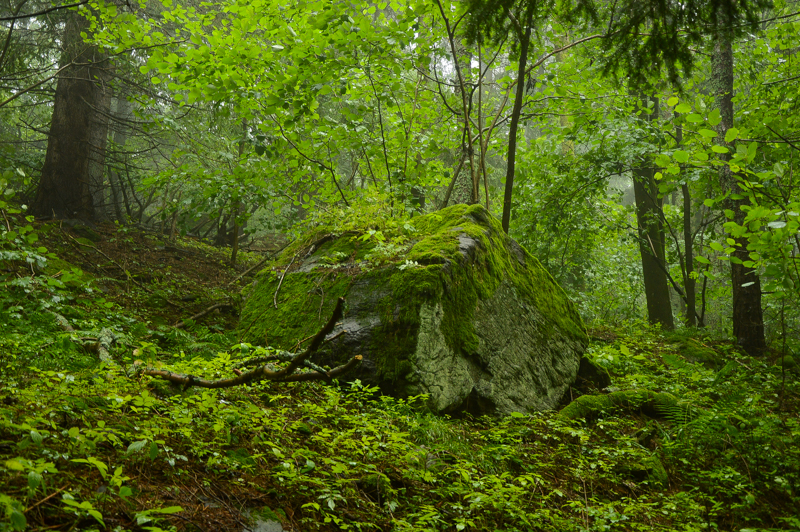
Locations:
238;204;588;415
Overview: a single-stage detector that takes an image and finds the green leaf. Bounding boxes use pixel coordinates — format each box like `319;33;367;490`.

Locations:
673;150;689;163
127;440;148;454
151;506;184;514
696;256;711;264
685;113;703;123
149;441;159;461
667;96;679;106
675;103;691;114
699;129;717;138
712;145;729;154
10;509;26;531
28;471;42;490
724;128;739;143
708;109;721;126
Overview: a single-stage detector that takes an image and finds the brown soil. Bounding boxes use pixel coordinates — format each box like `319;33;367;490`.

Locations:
38;219;266;328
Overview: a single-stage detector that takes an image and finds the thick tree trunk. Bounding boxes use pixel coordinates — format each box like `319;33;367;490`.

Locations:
88;73;111;220
633;96;674;330
712;18;765;354
32;11;110;221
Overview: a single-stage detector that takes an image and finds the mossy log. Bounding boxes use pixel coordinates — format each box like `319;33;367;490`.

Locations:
559;389;680;421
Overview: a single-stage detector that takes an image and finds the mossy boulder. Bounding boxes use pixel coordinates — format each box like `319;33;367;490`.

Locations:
558;389;680;421
238;204;588;416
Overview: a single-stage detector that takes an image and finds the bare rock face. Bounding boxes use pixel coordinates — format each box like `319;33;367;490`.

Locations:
239;204;588;416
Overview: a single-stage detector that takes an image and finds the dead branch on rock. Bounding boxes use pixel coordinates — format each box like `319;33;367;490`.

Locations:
273;254;297;309
139;297;359;388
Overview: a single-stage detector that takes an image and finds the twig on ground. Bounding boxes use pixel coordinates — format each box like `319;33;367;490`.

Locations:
24;486;67;513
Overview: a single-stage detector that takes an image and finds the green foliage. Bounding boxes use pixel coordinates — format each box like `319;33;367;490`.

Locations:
2;321;798;530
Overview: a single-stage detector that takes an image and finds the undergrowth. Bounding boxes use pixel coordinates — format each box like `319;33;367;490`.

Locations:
1;210;799;531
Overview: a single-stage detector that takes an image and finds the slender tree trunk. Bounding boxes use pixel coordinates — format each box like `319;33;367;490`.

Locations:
108;96;132;222
675;117;697;327
712;14;765;354
501;9;534;233
32;11;110;221
633;95;674;330
682;182;697;327
231;118;247;266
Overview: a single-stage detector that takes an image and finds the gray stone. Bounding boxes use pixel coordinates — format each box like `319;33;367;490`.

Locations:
247;519;284;532
239;204;588;416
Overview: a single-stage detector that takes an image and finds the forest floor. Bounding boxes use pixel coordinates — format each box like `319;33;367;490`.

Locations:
1;219;799;532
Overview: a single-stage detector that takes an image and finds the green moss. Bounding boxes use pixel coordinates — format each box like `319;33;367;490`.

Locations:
239;269;352;349
618;454;668;487
252;506;286;523
663;334;722;369
676;338;721;368
559;390;679;421
239;204;587;387
41;256;78;276
774;354;799;374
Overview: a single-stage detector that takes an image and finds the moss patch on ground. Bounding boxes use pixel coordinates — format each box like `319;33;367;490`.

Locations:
558;389;681;421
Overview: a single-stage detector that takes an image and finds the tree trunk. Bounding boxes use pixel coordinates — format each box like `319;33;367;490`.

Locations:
712;14;765;354
88;70;111;220
32;11;110;221
675;117;698;327
501;9;534;234
108;96;132;222
682;182;697;327
633;96;674;330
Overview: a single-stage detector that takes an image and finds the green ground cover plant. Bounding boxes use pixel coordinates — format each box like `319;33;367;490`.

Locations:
1;221;798;531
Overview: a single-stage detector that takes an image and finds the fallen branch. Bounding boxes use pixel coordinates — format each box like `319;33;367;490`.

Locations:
173;301;233;329
48;310;75;332
48;311;117;363
273;254;297;309
139;298;359;388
